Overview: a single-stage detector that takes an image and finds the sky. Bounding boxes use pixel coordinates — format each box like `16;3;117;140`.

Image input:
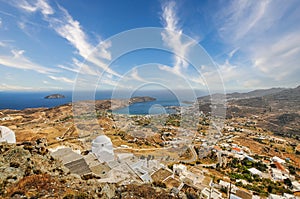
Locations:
0;0;299;92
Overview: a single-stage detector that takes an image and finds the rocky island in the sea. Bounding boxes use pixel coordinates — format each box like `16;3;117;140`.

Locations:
44;94;66;99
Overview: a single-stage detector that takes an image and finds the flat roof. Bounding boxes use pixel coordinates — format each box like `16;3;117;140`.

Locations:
51;147;82;164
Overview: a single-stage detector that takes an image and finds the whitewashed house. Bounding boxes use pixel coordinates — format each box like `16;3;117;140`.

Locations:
0;126;16;144
248;168;262;177
92;135;114;163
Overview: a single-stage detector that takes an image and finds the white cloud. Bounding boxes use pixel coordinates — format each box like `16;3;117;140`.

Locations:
0;17;2;28
158;64;182;77
0;82;65;91
72;58;98;75
161;1;194;75
0;83;33;91
252;32;300;80
218;60;240;81
48;6;93;60
216;0;276;44
188;76;205;86
100;78;118;87
11;49;25;57
0;10;16;18
214;0;300;88
16;19;46;38
57;64;79;74
242;79;263;88
17;21;26;30
57;58;96;75
0;49;56;74
43;4;120;78
228;48;239;59
36;0;54;15
10;0;121;88
17;0;37;13
0;41;6;47
159;1;205;90
48;75;74;84
130;68;147;83
14;0;53;15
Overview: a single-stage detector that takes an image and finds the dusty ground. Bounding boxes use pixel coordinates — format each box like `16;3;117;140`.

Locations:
233;135;300;167
151;168;173;182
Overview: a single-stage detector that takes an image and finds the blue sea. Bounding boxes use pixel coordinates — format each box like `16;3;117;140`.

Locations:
0;90;206;115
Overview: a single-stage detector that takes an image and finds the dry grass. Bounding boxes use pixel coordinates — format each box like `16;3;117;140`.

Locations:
164;177;181;188
121;184;176;199
234;136;300;167
151;168;173;182
6;174;63;198
201;176;212;186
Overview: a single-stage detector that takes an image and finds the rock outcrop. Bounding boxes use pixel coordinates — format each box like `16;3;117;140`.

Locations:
44;94;65;99
0;140;179;198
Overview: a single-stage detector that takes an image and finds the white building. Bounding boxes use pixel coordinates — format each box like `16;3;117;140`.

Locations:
0;126;16;144
252;195;261;199
231;147;243;155
271;168;287;181
201;187;223;199
219;180;238;193
230;194;242;199
248;168;262;177
269;194;284;199
272;156;285;164
117;153;134;161
92;135;114;163
173;164;187;175
268;193;296;199
283;193;297;199
292;181;300;191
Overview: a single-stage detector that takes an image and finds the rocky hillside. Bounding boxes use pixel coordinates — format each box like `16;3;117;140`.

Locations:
197;87;285;102
228;87;285;99
198;86;300;138
226;86;300;137
0;141;180;199
0;140;112;198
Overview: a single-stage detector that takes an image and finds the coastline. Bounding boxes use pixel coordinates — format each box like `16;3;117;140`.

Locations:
0;96;157;113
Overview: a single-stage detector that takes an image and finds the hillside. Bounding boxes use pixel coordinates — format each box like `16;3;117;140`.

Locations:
198;86;300;138
228;87;286;99
197;87;285;103
0;97;156;144
0;141;177;198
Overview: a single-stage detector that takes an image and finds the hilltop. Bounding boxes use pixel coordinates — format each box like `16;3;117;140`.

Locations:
197;87;286;103
0;141;178;198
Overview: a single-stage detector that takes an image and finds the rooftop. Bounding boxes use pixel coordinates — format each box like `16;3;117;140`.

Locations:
274;162;287;173
232;147;242;152
51;147;82;164
248;167;262;176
